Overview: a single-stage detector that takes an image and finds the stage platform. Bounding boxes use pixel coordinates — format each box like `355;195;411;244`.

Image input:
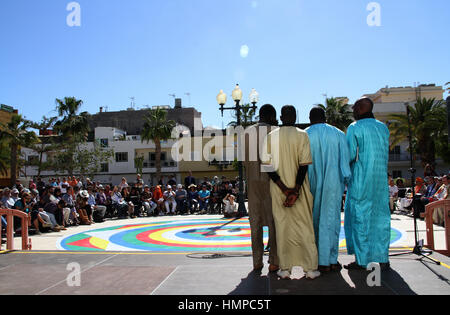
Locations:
1;214;449;295
0;249;449;295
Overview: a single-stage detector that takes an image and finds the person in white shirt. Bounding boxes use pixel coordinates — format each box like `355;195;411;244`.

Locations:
119;177;129;190
388;179;399;213
223;194;237;218
164;185;177;215
1;188;16;209
111;186;129;219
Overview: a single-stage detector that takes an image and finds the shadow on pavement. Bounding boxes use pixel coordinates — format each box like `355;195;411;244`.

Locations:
228;266;418;295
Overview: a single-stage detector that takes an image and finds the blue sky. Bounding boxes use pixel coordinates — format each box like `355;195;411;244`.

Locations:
1;0;449;129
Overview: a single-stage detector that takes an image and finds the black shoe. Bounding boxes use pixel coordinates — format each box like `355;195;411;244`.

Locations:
380;262;391;271
344;262;365;270
331;262;343;272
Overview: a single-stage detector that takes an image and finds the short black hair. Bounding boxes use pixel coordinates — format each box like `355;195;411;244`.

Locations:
259;104;276;121
281;105;297;125
354;97;374;111
281;105;296;116
309;107;326;123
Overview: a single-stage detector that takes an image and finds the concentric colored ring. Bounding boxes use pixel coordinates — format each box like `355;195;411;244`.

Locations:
58;218;405;252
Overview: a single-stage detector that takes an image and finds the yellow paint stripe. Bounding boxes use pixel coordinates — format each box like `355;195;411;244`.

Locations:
149;224;250;246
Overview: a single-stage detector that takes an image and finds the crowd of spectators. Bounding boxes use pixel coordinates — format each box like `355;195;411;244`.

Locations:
388;173;449;224
0;173;242;238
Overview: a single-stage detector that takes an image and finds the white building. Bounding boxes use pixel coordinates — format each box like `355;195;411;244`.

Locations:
22;126;181;186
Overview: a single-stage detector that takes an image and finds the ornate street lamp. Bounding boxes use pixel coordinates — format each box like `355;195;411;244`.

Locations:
217;84;259;217
249;88;259;107
217;90;227;116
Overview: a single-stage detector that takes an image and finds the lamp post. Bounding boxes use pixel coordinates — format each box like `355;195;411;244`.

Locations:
446;96;450;144
217;84;259;218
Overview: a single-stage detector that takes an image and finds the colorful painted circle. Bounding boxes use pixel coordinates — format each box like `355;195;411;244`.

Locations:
58;218;404;252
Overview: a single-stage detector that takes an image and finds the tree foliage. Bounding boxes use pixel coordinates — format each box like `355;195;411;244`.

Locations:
141;108;176;181
388;97;447;168
228;104;259;128
0;114;38;185
317;97;354;132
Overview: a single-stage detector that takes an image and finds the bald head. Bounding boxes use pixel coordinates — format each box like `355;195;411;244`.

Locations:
353;97;374;120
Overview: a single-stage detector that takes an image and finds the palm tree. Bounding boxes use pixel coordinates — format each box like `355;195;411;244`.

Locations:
228;103;259;128
54;97;90;141
29;116;59;177
0;114;38;186
141;108;176;182
317;97;354;132
53;97;90;176
388;97;446;169
0;139;10;176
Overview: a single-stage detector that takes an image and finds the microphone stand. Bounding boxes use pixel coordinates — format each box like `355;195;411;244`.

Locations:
389;103;440;265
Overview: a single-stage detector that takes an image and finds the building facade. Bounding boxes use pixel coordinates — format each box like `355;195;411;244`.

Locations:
21;105;240;186
363;84;448;179
0;104;18;187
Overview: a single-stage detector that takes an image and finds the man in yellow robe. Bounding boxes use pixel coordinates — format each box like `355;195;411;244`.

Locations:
262;106;320;280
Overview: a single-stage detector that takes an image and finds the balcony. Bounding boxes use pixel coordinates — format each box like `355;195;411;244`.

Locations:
389;153;411;162
141;161;178;169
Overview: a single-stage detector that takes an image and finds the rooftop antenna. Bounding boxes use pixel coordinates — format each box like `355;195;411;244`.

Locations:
129;97;135;110
322;93;328;106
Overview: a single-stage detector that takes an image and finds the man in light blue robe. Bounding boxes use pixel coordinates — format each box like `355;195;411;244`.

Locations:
306;107;351;273
344;98;391;270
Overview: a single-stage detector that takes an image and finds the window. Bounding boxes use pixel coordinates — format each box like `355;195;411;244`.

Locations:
389;146;401;155
100;163;109;173
115;152;128;163
149;152;167;161
27;155;39;164
100;139;109;148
